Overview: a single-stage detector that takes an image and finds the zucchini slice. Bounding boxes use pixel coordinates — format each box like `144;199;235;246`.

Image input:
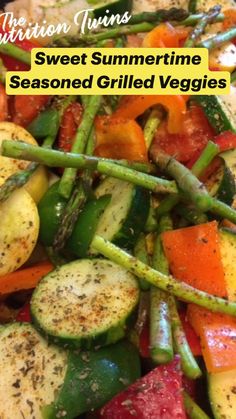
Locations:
66;194;111;258
0;323;67;419
93;177;150;250
193;87;236;134
31;259;139;348
219;228;236;302
208;368;236;419
204;157;235;206
0;189;39;275
221;148;236;183
90;0;133;17
44;340;140;419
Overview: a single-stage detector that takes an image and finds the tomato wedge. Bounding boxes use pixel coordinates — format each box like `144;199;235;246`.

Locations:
151;103;215;162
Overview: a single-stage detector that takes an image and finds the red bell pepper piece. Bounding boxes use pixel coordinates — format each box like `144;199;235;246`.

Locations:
179;312;202;357
0;83;8;121
152;103;215;163
0;17;40;71
214;130;236;152
58;102;83;152
13;95;51;127
16;303;31;323
139;319;150;358
100;356;187;419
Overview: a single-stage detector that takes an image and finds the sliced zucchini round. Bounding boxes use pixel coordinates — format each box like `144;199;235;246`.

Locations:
204;157;235;206
0;122;49;203
93;177;150;251
66;194;111;258
31;259;139;348
0;188;39;275
193;87;236;134
0;323;67;419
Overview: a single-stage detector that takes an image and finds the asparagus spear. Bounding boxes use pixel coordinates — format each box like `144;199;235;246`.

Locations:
175;203;208;225
143;109;161;149
150;215;173;364
0;42;31;65
184;6;222;48
169;297;202;379
1;141;177;194
129;8;189;25
191;141;219;177
53;22;155;47
91;234;236;316
4;140;236;223
59;95;102;198
180;12;224;26
152;150;211;212
197;26;236;49
134;234;150;291
183;391;211;419
53;181;87;251
0;162;38;203
156;141;220;217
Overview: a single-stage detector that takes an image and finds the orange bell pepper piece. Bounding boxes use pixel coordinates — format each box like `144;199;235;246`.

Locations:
142;22;190;48
223;9;236;30
162;221;226;297
187;306;236;373
94;115;148;162
0;261;53;295
0;83;8;122
114;95;187;134
161;221;236;373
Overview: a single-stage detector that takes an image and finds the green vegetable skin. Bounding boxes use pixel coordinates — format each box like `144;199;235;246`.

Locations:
38;181;67;246
66;194;112;257
43;340;140;419
91;0;133;17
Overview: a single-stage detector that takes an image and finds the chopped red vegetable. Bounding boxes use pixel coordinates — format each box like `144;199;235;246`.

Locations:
100;356;186;419
139;318;150;358
13;95;51;127
58;102;83;152
0;17;40;71
0;83;8;121
179;312;202;357
214;130;236;152
16;303;31;323
152;103;215;162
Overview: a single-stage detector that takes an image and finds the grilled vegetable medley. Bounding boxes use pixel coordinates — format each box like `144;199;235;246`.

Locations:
0;0;236;417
